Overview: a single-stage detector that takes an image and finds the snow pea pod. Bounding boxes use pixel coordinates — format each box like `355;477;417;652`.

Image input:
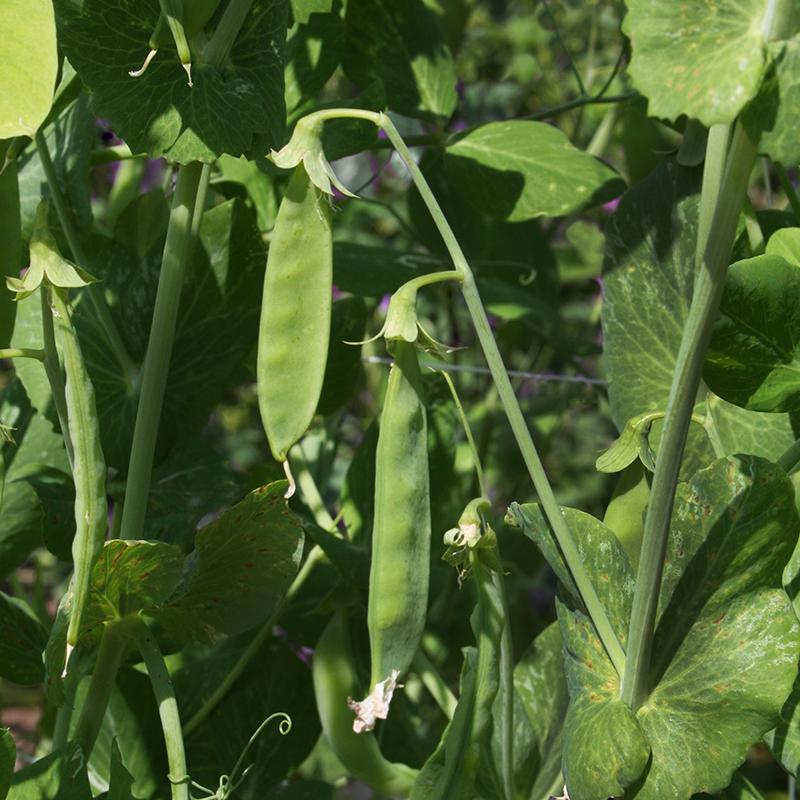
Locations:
349;339;430;732
257;164;332;493
50;287;107;648
312;612;418;796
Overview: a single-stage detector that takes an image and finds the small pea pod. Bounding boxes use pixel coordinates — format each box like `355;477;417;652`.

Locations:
411;549;504;799
312;612;418;796
349;339;430;732
50;287;108;648
602;462;650;570
257;164;332;494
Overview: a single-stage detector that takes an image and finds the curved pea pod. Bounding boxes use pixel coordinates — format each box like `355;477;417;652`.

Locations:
50;288;107;649
602;462;650;570
312;612;418;796
349;339;430;733
257;164;332;491
411;549;504;799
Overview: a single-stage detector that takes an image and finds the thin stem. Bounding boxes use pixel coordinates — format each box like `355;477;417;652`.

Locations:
411;649;457;720
134;619;189;800
290;442;338;531
73;620;132;758
182;547;322;737
202;0;255;66
621;125;759;710
778;438;800;474
52;657;81;751
775;163;800;221
521;92;636;122
541;0;586;95
493;555;514;800
120;163;206;540
378;112;626;676
90;144;139;166
0;348;44;361
40;288;74;465
742;195;765;253
34;131;138;386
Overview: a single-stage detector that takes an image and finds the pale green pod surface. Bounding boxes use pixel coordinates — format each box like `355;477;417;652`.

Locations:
312;612;418;796
52;289;107;647
602;462;650;571
368;340;430;690
257;164;333;464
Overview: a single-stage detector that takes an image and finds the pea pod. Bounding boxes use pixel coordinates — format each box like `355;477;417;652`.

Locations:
411;549;504;799
602;462;650;570
257;164;332;493
50;287;107;648
312;612;418;796
349;339;430;732
0;155;20;348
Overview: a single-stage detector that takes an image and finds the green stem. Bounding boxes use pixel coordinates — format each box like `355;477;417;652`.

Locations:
620;0;796;709
52;656;81;751
120;162;205;540
775;163;800;221
134;620;189;800
290;441;338;531
40;288;74;466
73;620;132;758
778;438;800;474
378;112;626;676
0;347;44;360
411;649;458;720
182;546;322;737
90;145;140;166
493;555;515;800
34;131;138;387
742;195;765;253
202;0;255;66
620;124;759;710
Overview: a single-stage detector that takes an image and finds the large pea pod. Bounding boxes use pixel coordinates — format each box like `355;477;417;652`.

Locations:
313;612;418;796
351;339;430;730
51;287;107;648
257;164;332;488
411;550;503;799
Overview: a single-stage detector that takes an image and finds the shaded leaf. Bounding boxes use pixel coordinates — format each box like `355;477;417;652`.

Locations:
106;740;135;800
623;0;772;126
156;482;304;643
445;121;625;222
0;591;48;685
28;467;76;562
0;729;14;800
8;743;91;800
0;0;58;138
333;243;441;297
54;0;288;163
704;254;800;413
291;0;333;24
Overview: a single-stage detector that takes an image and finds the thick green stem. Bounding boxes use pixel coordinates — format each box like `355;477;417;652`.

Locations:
378;112;626;676
73;621;132;758
40;288;74;466
0;348;44;360
620;0;795;710
621;125;759;709
120;163;205;540
134;620;189;800
34;131;138;387
202;0;255;66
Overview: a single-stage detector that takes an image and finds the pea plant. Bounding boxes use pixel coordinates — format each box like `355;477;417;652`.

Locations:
2;0;800;798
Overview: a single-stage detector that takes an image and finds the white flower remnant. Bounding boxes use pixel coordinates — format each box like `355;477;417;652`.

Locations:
347;670;401;733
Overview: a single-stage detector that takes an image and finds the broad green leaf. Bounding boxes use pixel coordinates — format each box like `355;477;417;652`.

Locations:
78;540;185;641
343;0;457;120
54;0;288;163
174;633;321;797
704;255;800;413
291;0;333;24
445;121;625;222
8;743;91;800
0;0;58;137
510;455;800;799
622;0;771;126
156;482;304;643
0;161;21;349
743;39;800;166
0;729;14;800
602;159;796;467
0;591;48;685
106;741;135;800
316;297;368;416
512;622;569;800
767;226;800;265
28;467;76;562
76;198;265;471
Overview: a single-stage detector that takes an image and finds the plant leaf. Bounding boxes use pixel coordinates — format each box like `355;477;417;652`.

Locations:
623;0;772;126
0;592;48;685
0;0;58;138
445;121;625;222
8;742;91;800
156;482;304;643
53;0;288;163
704;254;800;413
0;729;15;800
